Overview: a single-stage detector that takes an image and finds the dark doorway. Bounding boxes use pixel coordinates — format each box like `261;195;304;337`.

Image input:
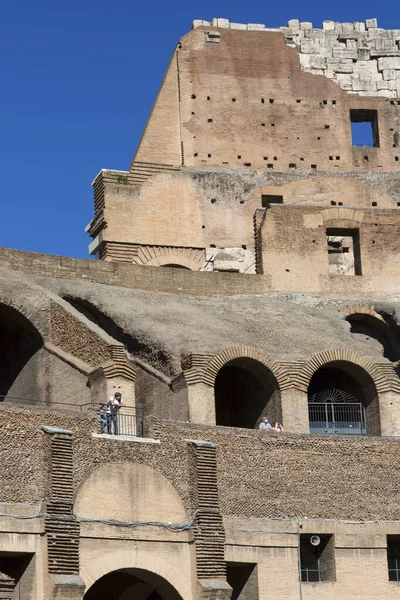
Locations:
0;304;42;401
83;568;183;600
214;358;281;429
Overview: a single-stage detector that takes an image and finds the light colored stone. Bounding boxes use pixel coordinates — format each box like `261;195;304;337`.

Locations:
287;19;300;29
323;20;335;31
332;62;354;74
346;39;357;49
332;47;358;59
365;18;378;29
354;22;366;32
377;56;400;71
342;22;354;33
300;22;312;30
216;18;230;28
383;69;396;80
351;77;377;91
377;80;389;90
299;54;311;68
247;23;266;30
230;22;247;30
309;55;327;69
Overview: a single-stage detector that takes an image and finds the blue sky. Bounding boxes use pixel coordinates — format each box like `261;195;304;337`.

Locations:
1;0;398;258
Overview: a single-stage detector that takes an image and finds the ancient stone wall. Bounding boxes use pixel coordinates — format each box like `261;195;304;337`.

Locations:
3;405;400;522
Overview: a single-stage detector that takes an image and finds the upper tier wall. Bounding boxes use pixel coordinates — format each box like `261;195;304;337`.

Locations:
133;22;400;173
193;17;400;99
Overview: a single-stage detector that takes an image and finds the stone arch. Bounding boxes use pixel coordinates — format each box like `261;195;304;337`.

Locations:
132;245;204;271
203;346;289;389
306;354;381;436
342;305;400;362
146;254;201;270
80;552;191;600
300;349;384;392
205;347;289;429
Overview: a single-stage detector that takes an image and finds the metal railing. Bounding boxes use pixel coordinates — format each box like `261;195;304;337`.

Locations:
98;406;145;438
0;396;145;438
308;402;367;435
388;557;400;582
301;567;320;583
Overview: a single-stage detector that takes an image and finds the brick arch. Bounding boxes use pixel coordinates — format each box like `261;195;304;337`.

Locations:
203;346;290;389
341;304;384;322
147;254;200;270
80;549;191;600
299;348;386;393
321;207;364;225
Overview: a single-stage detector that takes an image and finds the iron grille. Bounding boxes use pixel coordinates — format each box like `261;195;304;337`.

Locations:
308;399;366;435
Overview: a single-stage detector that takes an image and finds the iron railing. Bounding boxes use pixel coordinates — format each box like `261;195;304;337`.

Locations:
0;396;145;437
388;557;400;582
301;567;320;582
308;401;367;435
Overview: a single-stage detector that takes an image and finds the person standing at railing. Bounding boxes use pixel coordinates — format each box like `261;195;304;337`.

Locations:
99;404;107;434
107;392;124;435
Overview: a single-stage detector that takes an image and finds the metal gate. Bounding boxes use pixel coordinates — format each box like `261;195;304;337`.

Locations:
308;388;367;435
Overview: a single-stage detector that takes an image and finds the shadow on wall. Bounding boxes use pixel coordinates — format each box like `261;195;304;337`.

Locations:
62;296;171;371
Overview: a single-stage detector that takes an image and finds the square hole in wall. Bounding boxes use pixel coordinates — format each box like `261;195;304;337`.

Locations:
326;228;361;276
300;535;336;582
261;195;283;208
350;109;380;148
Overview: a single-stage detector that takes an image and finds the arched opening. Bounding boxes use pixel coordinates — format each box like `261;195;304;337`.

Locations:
161;263;191;269
346;313;400;361
0;304;42;401
308;361;380;436
83;568;183;600
214;357;281;429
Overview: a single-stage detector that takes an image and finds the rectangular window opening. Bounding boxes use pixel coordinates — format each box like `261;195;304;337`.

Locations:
350;109;379;148
388;536;400;581
326;228;361;276
261;194;283;208
300;534;336;583
227;562;258;600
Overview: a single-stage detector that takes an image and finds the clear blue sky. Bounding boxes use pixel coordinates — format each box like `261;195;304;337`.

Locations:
1;1;398;258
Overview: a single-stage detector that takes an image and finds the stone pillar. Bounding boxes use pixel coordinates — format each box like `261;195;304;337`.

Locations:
280;388;310;434
187;383;215;425
51;575;85;600
378;391;400;436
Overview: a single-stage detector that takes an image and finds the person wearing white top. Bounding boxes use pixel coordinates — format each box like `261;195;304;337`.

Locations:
107;392;124;435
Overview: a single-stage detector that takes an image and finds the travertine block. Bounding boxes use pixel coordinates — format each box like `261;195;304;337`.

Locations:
342;22;354;33
358;48;371;60
323;20;335;30
332;62;354;74
299;54;311;68
300;22;312;30
230;22;247;30
351;77;377;91
377;56;400;71
365;18;378;29
247;23;266;30
383;69;396;80
332;47;358;59
346;39;357;49
377;80;389;90
354;22;366;32
309;55;327;69
216;18;230;28
287;19;300;29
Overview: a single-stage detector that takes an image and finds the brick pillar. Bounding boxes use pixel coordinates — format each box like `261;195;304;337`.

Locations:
41;426;85;600
187;440;232;600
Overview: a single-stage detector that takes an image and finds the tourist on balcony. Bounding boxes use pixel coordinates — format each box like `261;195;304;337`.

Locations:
107;392;124;435
259;416;272;431
273;421;284;432
99;404;107;434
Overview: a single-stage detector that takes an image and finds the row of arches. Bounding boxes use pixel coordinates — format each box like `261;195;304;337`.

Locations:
214;357;380;436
